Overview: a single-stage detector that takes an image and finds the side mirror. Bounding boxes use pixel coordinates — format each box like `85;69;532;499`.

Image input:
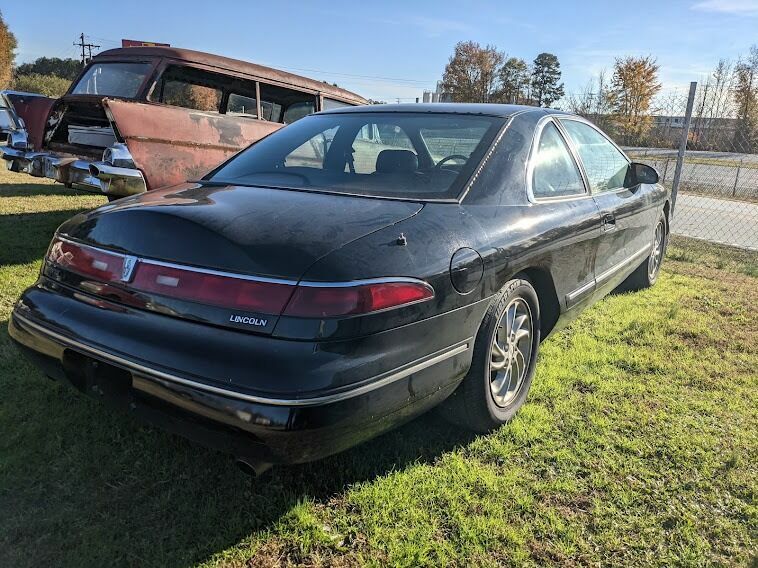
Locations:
628;162;659;186
18;117;26;129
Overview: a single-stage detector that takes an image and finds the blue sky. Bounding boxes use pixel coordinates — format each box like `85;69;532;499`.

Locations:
4;0;757;101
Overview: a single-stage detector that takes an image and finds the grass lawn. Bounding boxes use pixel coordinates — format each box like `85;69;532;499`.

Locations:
0;169;756;567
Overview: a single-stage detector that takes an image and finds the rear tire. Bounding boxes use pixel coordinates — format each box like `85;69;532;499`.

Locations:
617;214;667;292
442;277;541;432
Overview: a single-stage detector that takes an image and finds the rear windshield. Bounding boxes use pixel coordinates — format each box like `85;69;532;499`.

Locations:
71;62;151;98
207;112;503;200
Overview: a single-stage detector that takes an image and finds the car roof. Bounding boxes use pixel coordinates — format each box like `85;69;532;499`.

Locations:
95;47;368;105
318;103;572;118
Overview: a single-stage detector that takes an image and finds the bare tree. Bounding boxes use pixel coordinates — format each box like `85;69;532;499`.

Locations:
691;59;736;149
733;45;758;152
442;41;504;103
565;71;615;133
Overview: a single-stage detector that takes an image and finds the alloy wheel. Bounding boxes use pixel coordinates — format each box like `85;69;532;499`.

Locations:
489;297;533;407
648;220;664;279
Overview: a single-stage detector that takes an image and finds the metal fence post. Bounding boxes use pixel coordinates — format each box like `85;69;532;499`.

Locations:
731;159;743;198
670;82;697;217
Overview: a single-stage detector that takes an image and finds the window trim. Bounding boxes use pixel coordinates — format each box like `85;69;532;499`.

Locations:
526;116;590;204
556;116;632;195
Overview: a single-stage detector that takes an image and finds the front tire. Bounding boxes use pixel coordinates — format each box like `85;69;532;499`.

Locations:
618;214;667;292
443;278;541;432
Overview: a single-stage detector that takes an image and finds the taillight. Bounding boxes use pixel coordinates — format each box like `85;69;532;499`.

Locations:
47;237;124;282
283;280;434;318
129;263;295;313
47;237;434;319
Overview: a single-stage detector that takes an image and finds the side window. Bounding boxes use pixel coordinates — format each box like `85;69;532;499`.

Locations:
323;98;353;111
259;83;316;124
561;120;629;192
226;93;258;117
152;65;222;112
532;122;586;199
283;101;315;124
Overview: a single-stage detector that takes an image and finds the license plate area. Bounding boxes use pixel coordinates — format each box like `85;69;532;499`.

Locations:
61;349;134;408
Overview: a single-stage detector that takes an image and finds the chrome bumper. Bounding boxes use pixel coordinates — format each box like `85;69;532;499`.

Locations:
1;146;147;197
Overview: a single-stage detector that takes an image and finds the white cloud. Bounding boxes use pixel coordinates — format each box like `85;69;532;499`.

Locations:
691;0;758;15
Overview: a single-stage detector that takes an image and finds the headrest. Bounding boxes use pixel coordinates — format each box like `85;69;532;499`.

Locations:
375;149;418;173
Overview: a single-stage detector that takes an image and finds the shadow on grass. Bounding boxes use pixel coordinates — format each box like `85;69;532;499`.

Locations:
0;183;87;199
0;209;92;265
0;323;475;567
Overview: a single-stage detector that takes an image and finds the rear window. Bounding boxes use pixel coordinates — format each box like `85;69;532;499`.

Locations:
71;62;151;98
208;112;503;200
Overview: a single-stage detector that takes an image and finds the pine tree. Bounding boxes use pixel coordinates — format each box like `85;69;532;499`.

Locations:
530;53;564;107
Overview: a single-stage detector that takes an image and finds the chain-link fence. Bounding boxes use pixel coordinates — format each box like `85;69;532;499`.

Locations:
570;84;758;251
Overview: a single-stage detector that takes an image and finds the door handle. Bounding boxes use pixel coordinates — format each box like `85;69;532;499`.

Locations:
602;213;616;232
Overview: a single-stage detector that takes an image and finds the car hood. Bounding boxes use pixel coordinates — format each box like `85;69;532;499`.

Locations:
58;183;423;280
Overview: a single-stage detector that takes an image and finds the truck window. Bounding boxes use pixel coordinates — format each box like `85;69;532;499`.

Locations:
152;65;223;112
323;98;352;111
227;93;258;117
259;83;316;124
71;62;151;98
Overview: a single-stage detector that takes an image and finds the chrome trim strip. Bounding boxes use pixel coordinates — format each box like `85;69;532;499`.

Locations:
564;244;651;307
565;278;595;306
596;244;650;286
53;235;434;291
11;312;470;407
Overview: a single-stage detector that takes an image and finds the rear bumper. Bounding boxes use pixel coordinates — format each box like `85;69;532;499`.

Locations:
1;146;147;197
9;282;481;464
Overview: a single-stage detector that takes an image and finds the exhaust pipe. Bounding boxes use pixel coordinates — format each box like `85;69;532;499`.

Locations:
235;458;273;478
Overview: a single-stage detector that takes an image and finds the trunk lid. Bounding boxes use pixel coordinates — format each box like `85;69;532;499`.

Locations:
58;183;423;280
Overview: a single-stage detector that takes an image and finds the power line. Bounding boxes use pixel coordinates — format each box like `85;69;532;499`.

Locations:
74;33;100;66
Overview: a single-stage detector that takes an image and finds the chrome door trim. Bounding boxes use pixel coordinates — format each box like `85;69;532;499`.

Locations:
595;244;650;286
564;244;650;307
565;278;596;308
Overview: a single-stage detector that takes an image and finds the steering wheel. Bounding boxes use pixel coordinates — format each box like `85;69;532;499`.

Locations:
434;154;468;170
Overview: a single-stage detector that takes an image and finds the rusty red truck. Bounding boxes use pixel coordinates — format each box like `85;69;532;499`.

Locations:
1;47;367;199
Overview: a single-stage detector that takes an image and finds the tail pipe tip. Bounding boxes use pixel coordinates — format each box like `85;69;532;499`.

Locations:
235;458;273;478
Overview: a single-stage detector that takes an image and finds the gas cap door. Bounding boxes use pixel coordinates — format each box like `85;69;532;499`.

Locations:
450;247;483;294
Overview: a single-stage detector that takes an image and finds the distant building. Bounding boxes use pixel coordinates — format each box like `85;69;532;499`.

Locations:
420;82;452;104
650;115;738;148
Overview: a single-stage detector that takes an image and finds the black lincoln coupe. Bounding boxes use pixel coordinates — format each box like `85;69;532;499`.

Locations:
9;104;669;474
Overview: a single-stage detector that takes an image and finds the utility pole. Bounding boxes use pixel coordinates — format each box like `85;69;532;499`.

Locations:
74;33;100;66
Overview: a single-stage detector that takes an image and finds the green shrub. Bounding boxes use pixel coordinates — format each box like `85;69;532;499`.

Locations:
12;73;71;97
